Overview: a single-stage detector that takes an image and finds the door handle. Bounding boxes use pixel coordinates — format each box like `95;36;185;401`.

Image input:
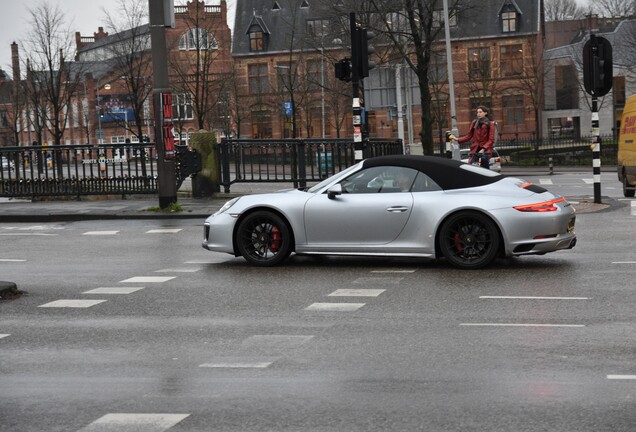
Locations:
386;206;408;213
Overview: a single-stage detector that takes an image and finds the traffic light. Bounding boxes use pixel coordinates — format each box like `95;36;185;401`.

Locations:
351;26;376;79
583;35;613;97
358;28;376;78
335;58;351;82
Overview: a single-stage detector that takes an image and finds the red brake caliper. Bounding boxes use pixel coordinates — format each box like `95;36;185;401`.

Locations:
453;232;464;252
270;226;281;252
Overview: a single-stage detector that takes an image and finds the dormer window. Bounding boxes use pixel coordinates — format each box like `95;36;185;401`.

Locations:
250;31;264;51
502;11;517;32
499;1;521;33
246;14;270;52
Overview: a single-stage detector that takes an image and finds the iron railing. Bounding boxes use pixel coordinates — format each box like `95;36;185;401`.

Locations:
0;143;158;198
218;138;404;192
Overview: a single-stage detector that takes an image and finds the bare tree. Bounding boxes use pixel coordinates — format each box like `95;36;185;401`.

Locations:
592;0;636;18
544;0;587;21
103;0;152;143
361;0;462;155
23;1;85;174
168;1;230;133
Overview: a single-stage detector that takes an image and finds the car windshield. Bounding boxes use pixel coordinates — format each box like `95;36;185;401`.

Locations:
306;162;363;193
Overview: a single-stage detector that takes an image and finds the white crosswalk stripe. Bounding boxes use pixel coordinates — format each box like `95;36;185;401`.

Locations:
77;413;190;432
38;299;106;308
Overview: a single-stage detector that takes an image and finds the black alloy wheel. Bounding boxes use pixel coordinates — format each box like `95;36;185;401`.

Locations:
236;211;292;266
439;211;500;269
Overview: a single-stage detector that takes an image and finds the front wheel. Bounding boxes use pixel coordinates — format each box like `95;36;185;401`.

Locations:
235;211;292;266
438;211;500;269
623;174;635;198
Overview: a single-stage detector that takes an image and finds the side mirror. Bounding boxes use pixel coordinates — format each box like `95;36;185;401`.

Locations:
327;184;343;199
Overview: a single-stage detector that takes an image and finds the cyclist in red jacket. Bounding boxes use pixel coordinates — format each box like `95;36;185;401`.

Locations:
457;105;495;169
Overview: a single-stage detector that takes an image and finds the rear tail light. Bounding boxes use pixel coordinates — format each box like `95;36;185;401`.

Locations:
514;197;566;212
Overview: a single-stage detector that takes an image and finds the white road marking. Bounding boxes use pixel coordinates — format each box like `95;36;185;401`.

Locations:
199;361;275;368
305;302;365;311
352;277;403;285
0;259;26;262
539;179;553;185
607;375;636;380
78;413;190;432
155;268;201;273
83;231;119;235
242;335;314;348
38;299;106;308
612;261;636;264
460;323;585;328
146;228;182;234
371;269;416;273
479;296;589;300
83;287;144;295
119;276;176;283
582;178;594;184
184;259;230;264
0;233;57;236
0;334;10;339
329;289;385;297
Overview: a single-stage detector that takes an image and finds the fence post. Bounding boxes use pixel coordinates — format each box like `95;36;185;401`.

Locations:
297;139;307;189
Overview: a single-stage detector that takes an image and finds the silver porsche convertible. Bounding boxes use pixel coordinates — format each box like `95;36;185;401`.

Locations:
202;155;576;269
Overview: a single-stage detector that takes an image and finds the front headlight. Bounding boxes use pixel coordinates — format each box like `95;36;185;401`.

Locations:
214;197;240;215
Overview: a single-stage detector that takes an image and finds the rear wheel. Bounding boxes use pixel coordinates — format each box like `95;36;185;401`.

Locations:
236;211;292;266
623;174;635;198
439;211;500;269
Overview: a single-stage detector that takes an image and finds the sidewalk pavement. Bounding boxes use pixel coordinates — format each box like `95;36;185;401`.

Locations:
0;165;615;223
0;182;298;223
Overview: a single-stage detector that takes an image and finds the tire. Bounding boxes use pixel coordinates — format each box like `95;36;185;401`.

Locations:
623;174;635;198
235;211;292;266
438;211;500;269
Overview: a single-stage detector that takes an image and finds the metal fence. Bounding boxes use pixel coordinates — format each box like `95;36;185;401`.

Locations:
488;134;618;166
218;138;404;192
0;143;158;198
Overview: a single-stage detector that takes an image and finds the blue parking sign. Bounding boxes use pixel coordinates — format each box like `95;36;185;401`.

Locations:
283;101;293;116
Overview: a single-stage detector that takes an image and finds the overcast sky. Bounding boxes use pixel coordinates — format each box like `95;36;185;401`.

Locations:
1;0;236;76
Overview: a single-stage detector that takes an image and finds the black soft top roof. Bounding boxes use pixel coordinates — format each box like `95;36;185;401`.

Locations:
362;155;502;190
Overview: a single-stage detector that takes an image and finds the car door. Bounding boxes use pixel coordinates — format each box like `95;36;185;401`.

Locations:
303;166;415;246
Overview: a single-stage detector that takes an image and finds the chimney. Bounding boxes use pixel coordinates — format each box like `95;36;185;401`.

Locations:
11;42;20;81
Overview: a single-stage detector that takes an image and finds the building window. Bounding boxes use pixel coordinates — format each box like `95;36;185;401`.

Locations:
468;48;490;80
614;75;626;105
432;10;457;27
502;95;524;126
251;107;272;138
555;64;578;110
306;60;320;91
429;50;447;82
0;110;8;127
470;97;492;113
173;93;194;120
306;19;329;36
248;64;270;95
502;11;517;32
250;31;264;51
180;28;218;50
276;62;297;92
500;45;523;77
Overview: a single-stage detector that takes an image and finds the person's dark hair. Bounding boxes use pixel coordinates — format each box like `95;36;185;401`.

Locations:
477;105;489;116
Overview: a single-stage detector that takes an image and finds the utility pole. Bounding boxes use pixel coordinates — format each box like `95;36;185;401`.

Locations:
149;0;177;209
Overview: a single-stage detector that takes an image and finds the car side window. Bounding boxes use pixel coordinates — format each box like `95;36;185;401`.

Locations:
411;172;442;192
339;166;439;193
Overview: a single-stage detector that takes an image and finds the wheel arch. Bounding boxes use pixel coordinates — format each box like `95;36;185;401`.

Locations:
231;207;296;255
